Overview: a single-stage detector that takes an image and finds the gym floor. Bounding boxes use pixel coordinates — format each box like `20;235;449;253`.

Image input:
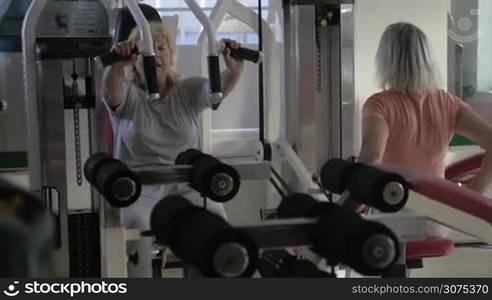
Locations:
412;247;492;277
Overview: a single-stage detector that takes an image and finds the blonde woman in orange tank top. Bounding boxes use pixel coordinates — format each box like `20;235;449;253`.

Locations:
359;22;492;195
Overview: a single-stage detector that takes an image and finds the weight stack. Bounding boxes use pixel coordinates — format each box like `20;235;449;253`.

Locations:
68;212;101;277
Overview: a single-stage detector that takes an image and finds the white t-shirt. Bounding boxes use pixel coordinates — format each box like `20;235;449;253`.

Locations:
105;77;226;230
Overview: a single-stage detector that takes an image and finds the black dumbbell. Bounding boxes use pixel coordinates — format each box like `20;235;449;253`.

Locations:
150;196;258;277
84;153;141;207
175;149;240;203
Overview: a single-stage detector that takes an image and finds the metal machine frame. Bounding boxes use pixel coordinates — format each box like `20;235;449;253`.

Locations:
283;0;355;171
22;0;120;277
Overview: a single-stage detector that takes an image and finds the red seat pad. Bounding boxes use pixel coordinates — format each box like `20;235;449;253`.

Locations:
377;164;492;225
445;154;484;182
406;238;455;260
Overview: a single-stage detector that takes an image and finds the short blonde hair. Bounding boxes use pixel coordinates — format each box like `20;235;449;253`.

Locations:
125;22;180;87
376;23;440;94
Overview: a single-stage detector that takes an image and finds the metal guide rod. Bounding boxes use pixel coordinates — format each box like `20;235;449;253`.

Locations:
131;162;271;185
406;190;492;244
234;213;427;249
22;0;47;195
258;0;265;143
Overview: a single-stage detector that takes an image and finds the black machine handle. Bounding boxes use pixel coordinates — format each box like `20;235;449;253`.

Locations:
227;45;262;64
95;47;139;68
96;45;262;67
208;55;222;96
143;55;159;99
95;48;159;99
95;43;261;102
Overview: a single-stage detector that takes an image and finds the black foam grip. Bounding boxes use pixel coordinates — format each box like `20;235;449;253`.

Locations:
346;163;408;212
171;210;258;277
229;46;261;63
277;193;321;218
150;196;197;243
347;220;399;275
191;155;240;202
94;159;127;191
314;203;399;275
84;153;112;185
97;48;139;68
314;203;366;255
143;56;159;96
176;149;240;203
320;159;353;194
208;56;221;94
175;149;204;165
92;158;141;207
150;197;258;277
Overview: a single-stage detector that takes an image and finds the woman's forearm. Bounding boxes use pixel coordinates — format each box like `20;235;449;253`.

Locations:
468;150;492;193
220;69;241;98
103;65;126;107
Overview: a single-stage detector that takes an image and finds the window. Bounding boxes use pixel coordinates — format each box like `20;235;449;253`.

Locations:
142;0;272;45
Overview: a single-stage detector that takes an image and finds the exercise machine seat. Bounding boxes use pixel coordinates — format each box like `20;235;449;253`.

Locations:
445;153;484;184
379;164;492;225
